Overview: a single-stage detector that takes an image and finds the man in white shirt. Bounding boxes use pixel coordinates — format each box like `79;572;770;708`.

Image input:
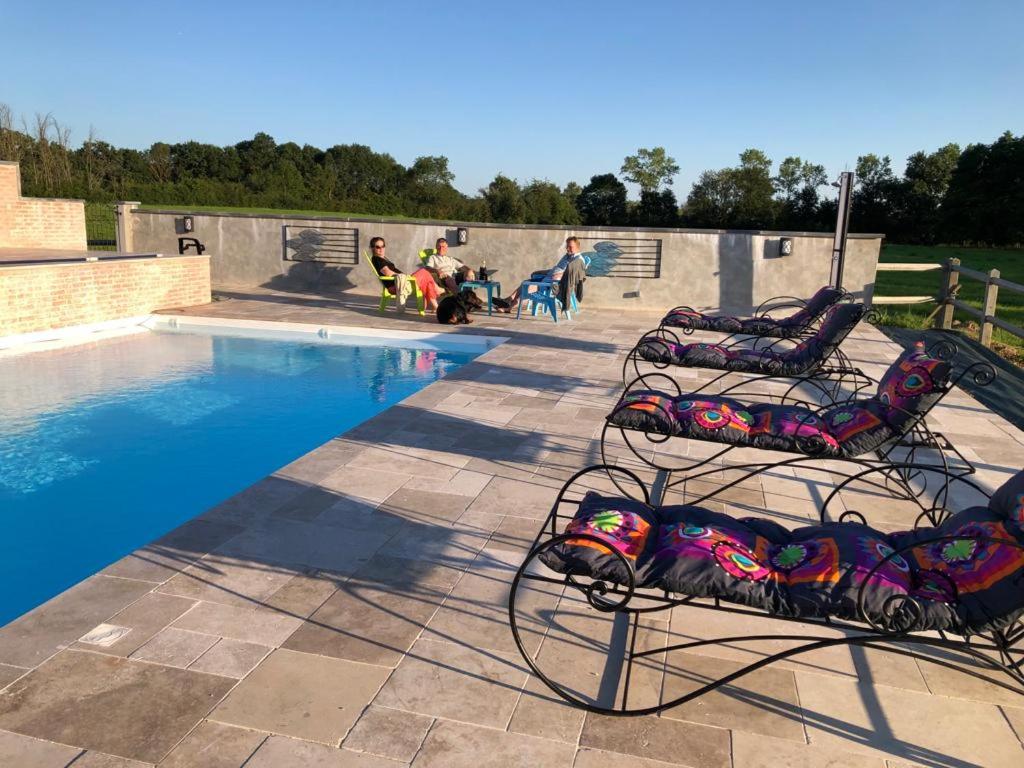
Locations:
494;236;583;311
425;238;475;294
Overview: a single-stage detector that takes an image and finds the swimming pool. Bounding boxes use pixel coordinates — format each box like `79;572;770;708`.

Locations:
0;321;492;626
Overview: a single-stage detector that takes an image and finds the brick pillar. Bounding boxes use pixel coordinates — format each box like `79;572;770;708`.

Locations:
115;201;140;253
0;161;22;201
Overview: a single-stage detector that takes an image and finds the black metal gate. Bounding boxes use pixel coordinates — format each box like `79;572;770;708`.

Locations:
85;202;117;250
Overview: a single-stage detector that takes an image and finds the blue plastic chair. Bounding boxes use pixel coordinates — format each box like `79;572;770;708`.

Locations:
514;254;590;322
516;278;564;322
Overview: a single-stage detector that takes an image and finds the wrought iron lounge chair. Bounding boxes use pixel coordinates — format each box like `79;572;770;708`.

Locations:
660;285;850;340
624;302;873;399
602;342;995;504
508;464;1024;716
365;250;425;315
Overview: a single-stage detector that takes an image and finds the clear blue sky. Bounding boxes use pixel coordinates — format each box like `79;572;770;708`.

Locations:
3;0;1022;197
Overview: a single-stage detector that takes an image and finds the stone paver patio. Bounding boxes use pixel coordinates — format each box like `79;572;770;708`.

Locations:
1;286;1022;767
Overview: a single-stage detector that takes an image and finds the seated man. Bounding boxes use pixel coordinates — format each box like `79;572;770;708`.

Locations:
425;238;475;294
494;236;585;312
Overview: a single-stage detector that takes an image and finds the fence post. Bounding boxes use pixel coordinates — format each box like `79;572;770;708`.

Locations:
939;258;960;329
980;268;1000;348
115;201;140;253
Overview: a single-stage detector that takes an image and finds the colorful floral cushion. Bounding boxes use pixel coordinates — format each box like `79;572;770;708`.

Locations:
539;492;660;585
745;404;842;455
819;399;897;457
875;347;952;431
608;390;677;435
549;470;1024;633
672;396;756;444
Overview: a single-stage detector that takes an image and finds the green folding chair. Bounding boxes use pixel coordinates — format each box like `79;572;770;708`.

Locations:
365;251;425;315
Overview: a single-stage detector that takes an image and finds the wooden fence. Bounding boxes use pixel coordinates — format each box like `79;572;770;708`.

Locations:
874;258;1024;347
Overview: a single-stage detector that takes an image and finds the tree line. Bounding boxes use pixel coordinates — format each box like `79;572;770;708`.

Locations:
1;104;1020;245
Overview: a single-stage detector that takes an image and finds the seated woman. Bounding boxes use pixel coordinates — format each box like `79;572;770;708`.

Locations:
494;235;583;312
369;237;440;313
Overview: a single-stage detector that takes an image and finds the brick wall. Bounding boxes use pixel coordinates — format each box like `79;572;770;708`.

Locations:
0;255;211;336
0;162;87;249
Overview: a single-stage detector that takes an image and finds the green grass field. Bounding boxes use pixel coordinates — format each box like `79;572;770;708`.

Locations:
874;244;1024;352
137;203;413;219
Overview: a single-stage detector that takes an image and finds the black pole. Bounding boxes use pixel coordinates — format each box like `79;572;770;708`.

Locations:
830;171;854;289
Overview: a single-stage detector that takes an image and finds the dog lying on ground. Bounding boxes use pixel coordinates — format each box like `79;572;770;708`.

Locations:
437;293;476;324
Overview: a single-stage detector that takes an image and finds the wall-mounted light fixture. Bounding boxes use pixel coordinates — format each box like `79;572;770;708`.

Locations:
183;215;194;233
456;227;468;245
779;237;793;256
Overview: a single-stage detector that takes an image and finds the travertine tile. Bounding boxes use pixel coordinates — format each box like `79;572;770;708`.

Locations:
0;728;81;767
796;671;1024;767
318;466;412;502
572;749;696;768
0;575;154;668
0;664;28;690
74;592;196;658
262;570;340;618
158;720;266;767
0;650;233;764
66;751;151;767
731;730;885;768
411;719;574;768
373;638;527;728
342;705;432;762
171;602;303;647
999;704;1024;744
283;584;445;666
188;639;270;678
212;517;392;575
102;519;244;583
246;736;400;767
157;555;298;609
210;649;389;744
507;676;586;744
130;628;219;668
578;713;730;767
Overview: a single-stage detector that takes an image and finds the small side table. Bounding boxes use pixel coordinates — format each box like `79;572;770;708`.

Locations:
459;280;502;316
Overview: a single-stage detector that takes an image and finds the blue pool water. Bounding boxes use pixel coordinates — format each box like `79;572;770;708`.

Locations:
0;329;481;626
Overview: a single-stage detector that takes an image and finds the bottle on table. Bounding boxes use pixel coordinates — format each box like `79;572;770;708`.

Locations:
480;260;488;282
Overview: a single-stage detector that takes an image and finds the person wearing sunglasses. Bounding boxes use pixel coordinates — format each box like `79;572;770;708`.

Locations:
369;237;441;312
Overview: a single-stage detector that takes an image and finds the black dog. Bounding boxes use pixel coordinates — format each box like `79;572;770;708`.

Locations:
437;293;474;324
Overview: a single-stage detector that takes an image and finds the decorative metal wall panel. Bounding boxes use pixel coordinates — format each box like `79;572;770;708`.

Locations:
580;238;662;279
283;225;359;265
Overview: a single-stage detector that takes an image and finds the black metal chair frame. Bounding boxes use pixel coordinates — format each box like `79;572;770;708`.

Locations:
508;464;1024;717
621;311;877;403
601;342;996;507
658;289;853;346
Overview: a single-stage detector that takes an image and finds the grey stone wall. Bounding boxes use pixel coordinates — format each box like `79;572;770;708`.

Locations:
126;209;882;312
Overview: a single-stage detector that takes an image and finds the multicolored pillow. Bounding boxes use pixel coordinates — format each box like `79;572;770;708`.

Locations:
889;500;1024;633
607;390;677;435
875;347;952;430
746;404;841;456
539;492;659;585
820;399;897;457
671;396;756;444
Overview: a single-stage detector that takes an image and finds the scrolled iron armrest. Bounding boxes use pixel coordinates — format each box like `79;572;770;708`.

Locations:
621;372;682;399
950;360;997;388
520;532;638;613
817;463;987;524
632;327;682;362
553;464;652;508
755;295;807;317
856;532;1024;635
